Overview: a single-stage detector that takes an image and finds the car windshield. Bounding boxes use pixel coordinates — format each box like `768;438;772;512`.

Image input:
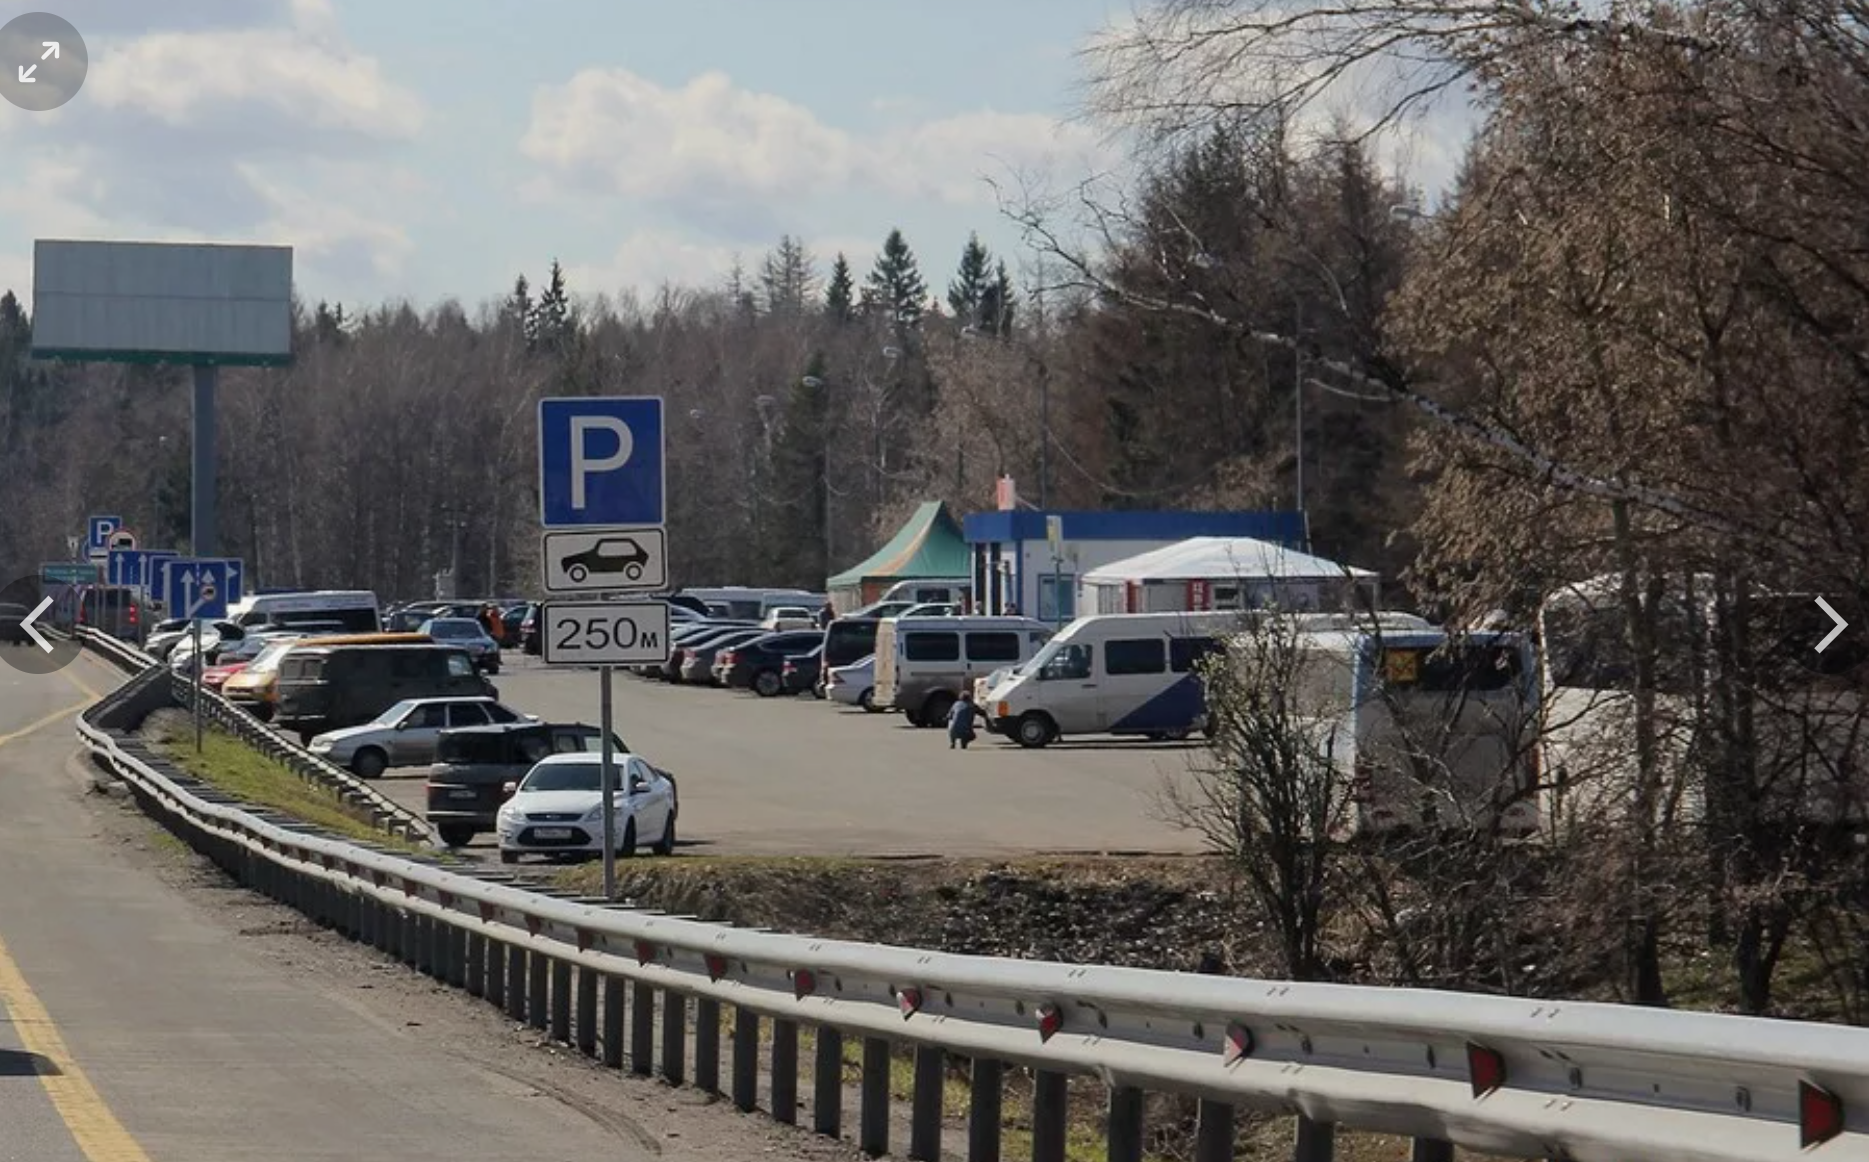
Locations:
371;700;422;725
425;619;479;638
520;762;605;793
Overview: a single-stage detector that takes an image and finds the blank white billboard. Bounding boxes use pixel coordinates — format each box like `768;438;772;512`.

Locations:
30;239;294;365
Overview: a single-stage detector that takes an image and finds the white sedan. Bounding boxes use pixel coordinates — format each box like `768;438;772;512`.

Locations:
496;752;678;864
826;654;878;711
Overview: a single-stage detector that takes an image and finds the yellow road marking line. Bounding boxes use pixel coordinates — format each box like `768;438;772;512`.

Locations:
60;661;104;702
0;699;93;750
0;932;153;1161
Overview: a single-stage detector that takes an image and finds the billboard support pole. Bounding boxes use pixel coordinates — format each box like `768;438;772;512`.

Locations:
192;364;218;558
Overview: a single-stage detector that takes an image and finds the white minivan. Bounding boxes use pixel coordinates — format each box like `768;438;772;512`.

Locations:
874;615;1053;727
983;610;1436;748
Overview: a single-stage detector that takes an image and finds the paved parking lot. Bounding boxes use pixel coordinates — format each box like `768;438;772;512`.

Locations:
373;656;1209;857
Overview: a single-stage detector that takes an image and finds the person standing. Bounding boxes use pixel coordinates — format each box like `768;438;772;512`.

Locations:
947;690;978;750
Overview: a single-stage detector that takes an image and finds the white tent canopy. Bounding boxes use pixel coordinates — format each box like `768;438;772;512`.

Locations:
1081;535;1374;585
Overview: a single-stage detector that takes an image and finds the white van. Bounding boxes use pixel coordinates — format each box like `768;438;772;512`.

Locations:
984;611;1435;748
875;615;1053;727
229;590;381;634
1288;626;1540;838
679;587;824;621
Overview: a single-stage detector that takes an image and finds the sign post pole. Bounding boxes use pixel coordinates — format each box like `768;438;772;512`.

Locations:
600;664;617;899
192;615;204;753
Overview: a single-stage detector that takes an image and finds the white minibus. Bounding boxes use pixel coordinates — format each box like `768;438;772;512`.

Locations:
229;590;381;634
984;610;1434;749
874;615;1053;727
1289;626;1541;838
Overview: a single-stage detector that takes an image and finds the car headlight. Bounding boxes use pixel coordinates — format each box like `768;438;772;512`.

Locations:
308;735;331;750
581;804;606;822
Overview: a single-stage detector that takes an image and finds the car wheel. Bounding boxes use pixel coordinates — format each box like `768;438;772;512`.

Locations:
859;688;877;712
619;817;638;858
437;823;476;848
652;814;676;856
351;747;388;779
499;850;518;865
753;669;783;698
568;564;588;583
625;562;644;581
485;658;501;674
922;692;955;731
1016;713;1057;749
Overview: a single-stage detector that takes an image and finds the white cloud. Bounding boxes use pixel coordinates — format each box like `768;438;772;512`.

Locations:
519;69;1120;237
239;161;419;282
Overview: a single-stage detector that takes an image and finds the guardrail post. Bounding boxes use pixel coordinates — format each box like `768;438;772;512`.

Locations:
602;976;625;1069
429;916;450;982
465;932;485;998
660;989;687;1085
486;942;506;1011
575;966;598;1055
372;899;392;955
1292;1115;1333;1162
970;1059;1004;1162
859;1036;890;1157
402;910;421;969
909;1044;943;1161
694;998;721;1094
505;944;526;1020
1195;1099;1236;1162
346;888;365;940
527;950;550;1030
813;1026;843;1137
1410;1140;1453;1162
732;1007;760;1111
1032;1071;1068;1162
446;923;466;988
413;913;433;974
630;980;656;1076
1106;1085;1143;1162
550;958;572;1042
770;1018;798;1125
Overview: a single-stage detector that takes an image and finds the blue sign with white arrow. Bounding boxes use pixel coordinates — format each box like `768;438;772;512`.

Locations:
538;396;665;528
107;548;149;587
140;551;179;597
158;558;245;618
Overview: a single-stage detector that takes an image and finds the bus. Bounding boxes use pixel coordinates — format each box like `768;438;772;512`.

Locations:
1286;626;1541;838
228;590;381;634
1537;574;1868;834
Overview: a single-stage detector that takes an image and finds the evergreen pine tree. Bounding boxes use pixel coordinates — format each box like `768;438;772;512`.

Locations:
725;258;759;319
528;260;574;353
506;274;534;346
979;259;1017;336
768;351;835;584
824;253;854;322
859;229;927;332
946;234;991;325
759;235;817;315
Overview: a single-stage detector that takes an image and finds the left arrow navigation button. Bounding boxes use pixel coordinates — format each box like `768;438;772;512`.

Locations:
21;597;52;653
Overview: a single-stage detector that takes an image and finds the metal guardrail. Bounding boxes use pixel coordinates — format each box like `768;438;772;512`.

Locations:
65;655;1866;1161
73;628;435;844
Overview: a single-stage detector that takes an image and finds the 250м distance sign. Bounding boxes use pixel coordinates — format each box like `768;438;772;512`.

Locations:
541;601;671;666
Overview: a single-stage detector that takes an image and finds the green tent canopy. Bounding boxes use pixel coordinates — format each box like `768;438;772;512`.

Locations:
828;501;971;597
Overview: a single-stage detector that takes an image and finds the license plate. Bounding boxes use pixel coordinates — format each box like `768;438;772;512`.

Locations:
533;827;572;839
448;789;477;800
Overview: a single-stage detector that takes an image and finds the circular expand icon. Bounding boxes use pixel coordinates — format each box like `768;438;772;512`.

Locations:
0;575;82;675
0;12;88;113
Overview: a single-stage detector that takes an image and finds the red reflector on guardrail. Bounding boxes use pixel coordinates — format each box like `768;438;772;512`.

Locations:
635;940;656;965
1224;1023;1254;1064
1467;1042;1506;1097
1037;1002;1063;1042
793;969;816;998
1801;1080;1844;1148
898;987;922;1017
704;954;728;981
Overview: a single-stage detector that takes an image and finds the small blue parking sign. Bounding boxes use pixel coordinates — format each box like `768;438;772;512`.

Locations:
538;397;665;528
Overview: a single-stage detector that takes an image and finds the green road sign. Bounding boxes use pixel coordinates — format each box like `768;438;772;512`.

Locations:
41;562;100;585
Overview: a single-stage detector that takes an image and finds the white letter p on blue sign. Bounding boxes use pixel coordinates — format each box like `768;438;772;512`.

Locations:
570;415;633;509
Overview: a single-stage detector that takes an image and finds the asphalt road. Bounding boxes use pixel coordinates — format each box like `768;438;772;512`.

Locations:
374;655;1209;858
0;658;850;1162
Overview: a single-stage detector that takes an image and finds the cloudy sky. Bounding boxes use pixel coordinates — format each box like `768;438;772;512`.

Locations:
0;0;1463;313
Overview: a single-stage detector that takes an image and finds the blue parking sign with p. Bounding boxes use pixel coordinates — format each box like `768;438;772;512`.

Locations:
538;397;665;528
87;515;122;553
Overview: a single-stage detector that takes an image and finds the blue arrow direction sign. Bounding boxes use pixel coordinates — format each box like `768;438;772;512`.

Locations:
140;551;179;598
107;548;149;587
86;514;122;558
538;397;666;528
164;559;230;620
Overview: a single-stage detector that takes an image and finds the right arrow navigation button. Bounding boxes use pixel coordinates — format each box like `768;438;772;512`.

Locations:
1815;596;1849;653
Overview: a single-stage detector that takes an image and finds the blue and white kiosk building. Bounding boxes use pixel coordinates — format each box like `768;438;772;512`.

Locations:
962;509;1307;622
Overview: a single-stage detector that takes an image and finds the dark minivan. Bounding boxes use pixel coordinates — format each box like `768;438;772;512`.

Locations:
275;643;497;744
424;721;632;847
